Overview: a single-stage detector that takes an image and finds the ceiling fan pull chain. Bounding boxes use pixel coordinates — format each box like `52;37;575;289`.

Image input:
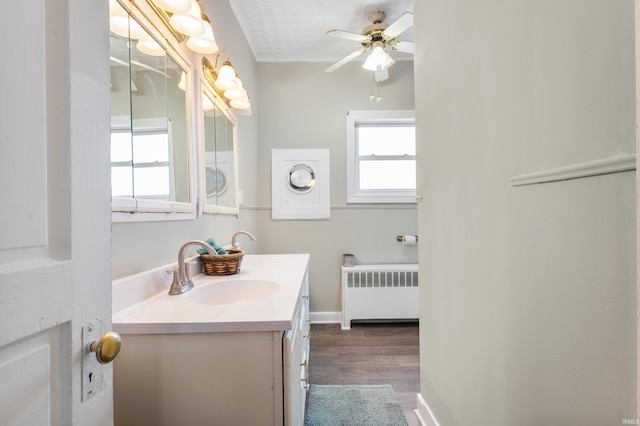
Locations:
369;73;382;104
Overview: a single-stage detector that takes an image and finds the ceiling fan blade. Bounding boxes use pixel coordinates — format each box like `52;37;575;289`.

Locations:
383;12;413;39
394;40;415;54
324;48;366;72
325;29;368;43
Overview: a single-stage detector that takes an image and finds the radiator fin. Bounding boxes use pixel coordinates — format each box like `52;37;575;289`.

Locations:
346;270;418;288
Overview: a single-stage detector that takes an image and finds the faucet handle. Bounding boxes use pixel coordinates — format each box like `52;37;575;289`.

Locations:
167;266;186;295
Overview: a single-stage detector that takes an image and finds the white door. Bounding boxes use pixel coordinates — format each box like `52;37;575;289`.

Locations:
0;0;113;424
636;0;640;418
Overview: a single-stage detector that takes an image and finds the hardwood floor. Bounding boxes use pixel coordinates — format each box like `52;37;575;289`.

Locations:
307;322;421;425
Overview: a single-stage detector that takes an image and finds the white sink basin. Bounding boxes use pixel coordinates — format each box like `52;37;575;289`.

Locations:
112;254;310;334
188;279;280;305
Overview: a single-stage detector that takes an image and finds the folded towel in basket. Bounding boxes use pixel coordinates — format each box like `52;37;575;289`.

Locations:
197;238;228;255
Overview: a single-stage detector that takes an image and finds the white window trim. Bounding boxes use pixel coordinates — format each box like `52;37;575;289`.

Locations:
346;110;416;204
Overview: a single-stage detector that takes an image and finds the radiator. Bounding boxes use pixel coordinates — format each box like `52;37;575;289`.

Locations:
341;264;419;330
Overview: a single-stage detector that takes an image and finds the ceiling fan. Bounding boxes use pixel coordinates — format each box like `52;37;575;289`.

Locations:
324;10;414;81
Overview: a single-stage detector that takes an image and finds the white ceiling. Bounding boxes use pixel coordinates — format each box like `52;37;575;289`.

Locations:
227;0;414;64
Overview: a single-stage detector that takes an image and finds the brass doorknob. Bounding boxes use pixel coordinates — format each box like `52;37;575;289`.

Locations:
89;332;122;364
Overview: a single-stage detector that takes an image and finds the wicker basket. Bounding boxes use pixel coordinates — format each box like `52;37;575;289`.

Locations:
200;249;244;275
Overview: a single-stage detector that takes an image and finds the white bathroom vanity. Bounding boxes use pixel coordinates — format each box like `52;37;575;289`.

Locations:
112;254;310;426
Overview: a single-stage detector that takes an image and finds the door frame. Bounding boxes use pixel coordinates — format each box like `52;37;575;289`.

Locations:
636;0;640;418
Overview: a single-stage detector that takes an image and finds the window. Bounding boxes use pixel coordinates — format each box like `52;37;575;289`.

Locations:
110;118;173;200
347;110;416;203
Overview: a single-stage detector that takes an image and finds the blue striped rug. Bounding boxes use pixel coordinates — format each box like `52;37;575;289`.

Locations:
305;384;408;426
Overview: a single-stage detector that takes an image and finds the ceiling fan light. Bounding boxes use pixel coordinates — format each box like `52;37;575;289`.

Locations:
169;0;205;37
362;52;378;71
362;41;387;70
379;52;396;70
186;21;219;54
152;0;191;14
374;68;389;82
215;62;239;90
370;44;386;64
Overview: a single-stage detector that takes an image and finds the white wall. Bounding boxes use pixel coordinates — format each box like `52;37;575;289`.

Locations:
415;1;636;425
111;0;259;279
255;61;417;314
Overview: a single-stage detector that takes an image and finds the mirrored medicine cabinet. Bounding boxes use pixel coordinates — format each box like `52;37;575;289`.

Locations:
109;0;239;221
200;77;238;214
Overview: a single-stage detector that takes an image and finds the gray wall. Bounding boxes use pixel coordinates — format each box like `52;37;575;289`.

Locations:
111;0;259;279
255;61;417;314
415;1;636;425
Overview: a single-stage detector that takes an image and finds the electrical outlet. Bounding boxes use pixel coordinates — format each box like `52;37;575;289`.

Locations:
81;321;104;402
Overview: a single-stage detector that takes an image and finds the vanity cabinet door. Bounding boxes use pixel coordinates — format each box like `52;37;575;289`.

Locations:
283;271;310;426
114;332;283;426
284;322;304;426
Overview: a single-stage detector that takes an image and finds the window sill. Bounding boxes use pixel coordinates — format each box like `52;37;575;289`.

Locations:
347;195;418;204
112;197;196;222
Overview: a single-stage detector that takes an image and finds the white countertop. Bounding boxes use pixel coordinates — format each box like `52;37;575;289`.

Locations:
112;254;310;334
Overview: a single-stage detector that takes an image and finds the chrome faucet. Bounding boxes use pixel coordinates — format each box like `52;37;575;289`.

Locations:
231;231;256;250
167;240;216;295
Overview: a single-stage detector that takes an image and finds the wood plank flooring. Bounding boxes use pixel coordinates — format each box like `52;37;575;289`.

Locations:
307;322;420;425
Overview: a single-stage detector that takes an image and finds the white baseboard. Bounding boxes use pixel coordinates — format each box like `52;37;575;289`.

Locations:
415;393;440;426
309;311;341;324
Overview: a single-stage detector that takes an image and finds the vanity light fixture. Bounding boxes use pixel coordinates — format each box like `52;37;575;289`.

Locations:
202;53;251;114
151;0;190;14
109;0;147;39
123;0;250;112
147;0;218;55
168;0;205;37
110;0;166;58
214;59;240;91
229;97;251;110
202;94;215;111
136;35;166;56
186;12;219;54
178;71;187;91
114;0;219;56
223;86;246;100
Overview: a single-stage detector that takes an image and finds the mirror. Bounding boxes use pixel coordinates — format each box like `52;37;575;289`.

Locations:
109;3;193;214
201;83;238;214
